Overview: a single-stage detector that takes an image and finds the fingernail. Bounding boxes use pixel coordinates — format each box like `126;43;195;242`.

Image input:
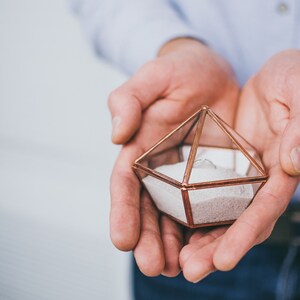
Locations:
112;117;121;139
290;146;300;173
192;270;216;283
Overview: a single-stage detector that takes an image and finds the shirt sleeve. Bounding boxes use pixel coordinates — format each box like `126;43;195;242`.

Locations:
71;0;202;74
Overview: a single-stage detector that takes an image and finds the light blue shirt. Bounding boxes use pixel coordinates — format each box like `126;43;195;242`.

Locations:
72;0;300;199
72;0;300;84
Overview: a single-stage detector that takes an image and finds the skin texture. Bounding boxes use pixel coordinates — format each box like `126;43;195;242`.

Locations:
109;38;239;277
109;38;300;282
180;49;300;282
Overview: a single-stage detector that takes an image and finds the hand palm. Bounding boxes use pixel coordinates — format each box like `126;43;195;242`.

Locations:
110;45;300;281
109;41;239;277
180;61;300;282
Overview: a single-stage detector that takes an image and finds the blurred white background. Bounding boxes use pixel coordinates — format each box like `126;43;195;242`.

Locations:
0;0;131;299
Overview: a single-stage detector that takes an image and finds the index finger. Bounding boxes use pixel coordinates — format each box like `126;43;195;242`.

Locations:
110;144;143;251
108;59;171;144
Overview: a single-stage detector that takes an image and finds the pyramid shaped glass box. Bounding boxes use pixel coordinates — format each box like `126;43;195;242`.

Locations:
132;105;268;228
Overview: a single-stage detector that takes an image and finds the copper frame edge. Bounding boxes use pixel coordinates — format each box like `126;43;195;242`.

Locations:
137;145;179;161
181;188;194;226
183;109;207;184
188;219;236;229
185;176;268;190
132;105;269;229
156;209;236;229
133;163;182;188
179;115;200;146
134;107;204;164
207;109;267;177
241;180;266;213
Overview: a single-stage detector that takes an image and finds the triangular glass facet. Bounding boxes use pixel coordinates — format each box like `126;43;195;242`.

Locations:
135;110;200;182
184;108;266;184
133;105;268;228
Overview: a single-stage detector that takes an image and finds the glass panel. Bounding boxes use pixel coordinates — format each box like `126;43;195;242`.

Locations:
147;146;181;170
215;115;265;174
189;183;261;225
136;112;199;168
187;111;264;183
135;112;200;182
142;174;187;223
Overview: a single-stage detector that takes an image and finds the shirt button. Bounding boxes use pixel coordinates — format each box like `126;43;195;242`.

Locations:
277;2;289;14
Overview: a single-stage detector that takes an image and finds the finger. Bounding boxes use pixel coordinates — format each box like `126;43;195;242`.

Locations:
280;112;300;176
133;192;165;276
110;144;142;251
277;55;300;176
108;59;172;144
160;215;183;277
187;228;208;244
180;227;227;267
213;167;298;271
182;237;222;283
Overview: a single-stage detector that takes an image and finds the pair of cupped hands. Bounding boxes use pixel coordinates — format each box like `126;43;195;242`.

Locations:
109;38;300;283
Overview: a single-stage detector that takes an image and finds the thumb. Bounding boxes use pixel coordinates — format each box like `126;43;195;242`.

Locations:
108;89;142;144
108;60;172;144
280;112;300;176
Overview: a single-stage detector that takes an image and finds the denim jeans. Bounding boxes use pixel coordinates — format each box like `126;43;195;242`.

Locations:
133;243;300;300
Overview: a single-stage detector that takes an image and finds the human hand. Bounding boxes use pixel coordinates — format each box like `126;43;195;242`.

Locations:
109;38;239;277
180;49;300;282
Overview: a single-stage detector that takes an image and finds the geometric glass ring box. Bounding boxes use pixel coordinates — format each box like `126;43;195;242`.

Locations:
132;105;268;228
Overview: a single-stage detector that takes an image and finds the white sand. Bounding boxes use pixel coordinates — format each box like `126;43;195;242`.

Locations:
143;161;253;224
